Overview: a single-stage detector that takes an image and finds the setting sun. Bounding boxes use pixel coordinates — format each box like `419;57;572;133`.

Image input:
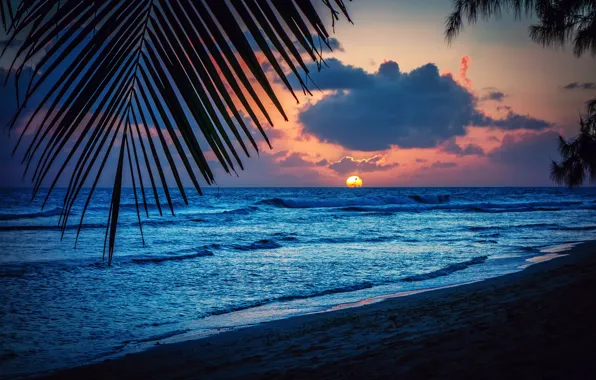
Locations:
346;176;363;188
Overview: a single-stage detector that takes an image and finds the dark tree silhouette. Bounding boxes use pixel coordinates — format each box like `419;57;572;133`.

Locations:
445;0;596;57
445;0;596;187
0;0;352;263
551;101;596;186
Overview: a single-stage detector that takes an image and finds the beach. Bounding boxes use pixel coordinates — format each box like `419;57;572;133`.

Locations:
38;240;596;379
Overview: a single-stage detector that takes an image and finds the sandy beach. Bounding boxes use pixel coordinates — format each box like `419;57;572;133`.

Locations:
36;240;596;379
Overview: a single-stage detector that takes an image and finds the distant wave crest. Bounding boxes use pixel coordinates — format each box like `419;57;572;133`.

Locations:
0;223;105;232
221;206;260;215
0;207;63;221
257;195;450;209
231;239;282;251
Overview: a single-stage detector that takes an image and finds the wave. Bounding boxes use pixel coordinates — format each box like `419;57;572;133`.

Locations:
471;206;561;213
135;320;178;329
0;223;105;232
467;226;505;232
477;232;501;238
276;282;374;302
0;270;25;278
466;201;583;214
520;246;539;253
257;194;450;209
468;223;561;233
0;248;215;275
256;196;588;214
270;232;298;242
222;206;260;215
515;223;560;229
130;249;214;264
87;201;188;212
135;329;190;344
408;194;450;204
554;225;596;231
231;239;282;251
0;207;63;221
318;235;396;244
401;256;488;282
206;282;374;317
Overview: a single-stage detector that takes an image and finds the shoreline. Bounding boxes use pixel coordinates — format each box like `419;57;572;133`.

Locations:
86;244;578;352
36;240;596;379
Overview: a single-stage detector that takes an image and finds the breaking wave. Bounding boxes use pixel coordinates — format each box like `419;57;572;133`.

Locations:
206;282;374;317
401;256;488;282
130;249;214;264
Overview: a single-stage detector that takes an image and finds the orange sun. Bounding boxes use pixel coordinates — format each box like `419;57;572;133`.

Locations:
346;176;363;188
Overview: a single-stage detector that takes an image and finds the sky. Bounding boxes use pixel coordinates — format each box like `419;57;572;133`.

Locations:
1;0;595;188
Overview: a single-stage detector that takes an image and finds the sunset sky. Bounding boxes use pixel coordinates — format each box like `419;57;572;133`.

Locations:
1;0;595;188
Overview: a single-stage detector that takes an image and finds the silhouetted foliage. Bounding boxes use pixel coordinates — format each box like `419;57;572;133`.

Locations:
0;0;352;263
445;0;596;187
445;0;596;57
551;113;596;187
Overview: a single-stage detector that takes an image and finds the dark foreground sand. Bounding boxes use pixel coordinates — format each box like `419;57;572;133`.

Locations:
41;242;596;379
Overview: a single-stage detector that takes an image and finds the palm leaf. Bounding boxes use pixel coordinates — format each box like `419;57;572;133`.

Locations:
1;0;352;264
445;0;596;57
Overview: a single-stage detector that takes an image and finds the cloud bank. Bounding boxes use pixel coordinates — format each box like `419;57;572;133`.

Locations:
296;58;551;151
327;155;399;174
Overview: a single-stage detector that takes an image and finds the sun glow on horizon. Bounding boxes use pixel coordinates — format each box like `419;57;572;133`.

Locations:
346;176;363;188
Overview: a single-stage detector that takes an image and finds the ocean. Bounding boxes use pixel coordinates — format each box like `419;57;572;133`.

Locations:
1;187;595;378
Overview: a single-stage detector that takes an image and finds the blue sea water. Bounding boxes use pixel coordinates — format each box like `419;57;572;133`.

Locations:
1;187;595;378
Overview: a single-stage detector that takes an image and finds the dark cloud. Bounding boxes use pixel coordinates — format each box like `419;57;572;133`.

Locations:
483;131;560;184
377;61;400;80
488;131;559;167
440;138;485;156
430;161;457;169
497;105;512;112
562;82;596;90
326;37;344;52
488;136;501;142
482;91;506;102
327;155;399;174
486;112;550;130
303;57;372;90
297;59;551;151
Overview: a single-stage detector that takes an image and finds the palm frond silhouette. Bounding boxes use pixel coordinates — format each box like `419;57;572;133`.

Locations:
0;0;352;263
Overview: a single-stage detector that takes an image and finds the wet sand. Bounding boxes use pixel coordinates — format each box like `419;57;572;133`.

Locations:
40;241;596;379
